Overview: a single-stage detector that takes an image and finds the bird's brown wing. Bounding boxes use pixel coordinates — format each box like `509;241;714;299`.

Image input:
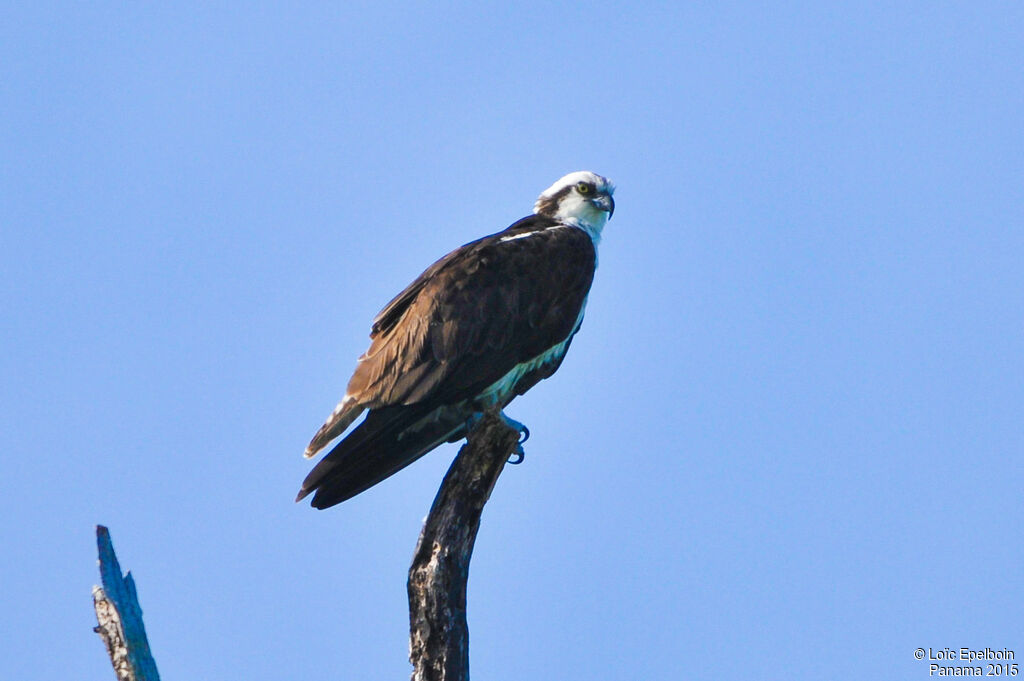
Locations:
346;217;596;409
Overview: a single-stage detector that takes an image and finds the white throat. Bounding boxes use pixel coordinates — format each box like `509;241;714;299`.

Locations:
550;194;608;245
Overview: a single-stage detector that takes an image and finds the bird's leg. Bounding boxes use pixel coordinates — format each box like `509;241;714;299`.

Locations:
463;411;529;464
499;411;529;464
464;412;485;432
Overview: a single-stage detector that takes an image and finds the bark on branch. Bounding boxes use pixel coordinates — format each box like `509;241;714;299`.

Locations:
93;525;161;681
407;407;521;681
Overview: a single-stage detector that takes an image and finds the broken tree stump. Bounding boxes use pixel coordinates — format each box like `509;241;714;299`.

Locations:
407;407;521;681
92;525;161;681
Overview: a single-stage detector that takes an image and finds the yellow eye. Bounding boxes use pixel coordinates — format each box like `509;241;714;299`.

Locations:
576;182;591;194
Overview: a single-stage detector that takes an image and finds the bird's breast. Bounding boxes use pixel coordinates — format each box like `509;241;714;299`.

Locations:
474;298;588;408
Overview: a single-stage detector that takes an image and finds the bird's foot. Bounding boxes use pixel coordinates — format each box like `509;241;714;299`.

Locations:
507;444;525;465
500;411;529;464
463;411;530;464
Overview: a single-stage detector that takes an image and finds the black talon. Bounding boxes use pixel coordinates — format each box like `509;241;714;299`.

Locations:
507;446;525;465
519;425;530;444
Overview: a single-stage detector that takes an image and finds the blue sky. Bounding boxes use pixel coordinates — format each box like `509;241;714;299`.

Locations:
2;2;1022;679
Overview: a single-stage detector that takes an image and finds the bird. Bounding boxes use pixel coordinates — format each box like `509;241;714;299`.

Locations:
297;171;615;509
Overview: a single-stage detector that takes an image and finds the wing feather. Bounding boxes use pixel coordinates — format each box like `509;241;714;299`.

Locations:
347;217;595;409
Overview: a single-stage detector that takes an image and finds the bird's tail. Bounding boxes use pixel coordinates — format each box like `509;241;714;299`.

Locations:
304;397;365;459
296;405;466;509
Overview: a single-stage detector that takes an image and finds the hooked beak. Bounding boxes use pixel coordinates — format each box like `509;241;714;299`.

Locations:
590;194;615;219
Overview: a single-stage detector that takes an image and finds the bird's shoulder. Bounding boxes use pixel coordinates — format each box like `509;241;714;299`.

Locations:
370;215;593;337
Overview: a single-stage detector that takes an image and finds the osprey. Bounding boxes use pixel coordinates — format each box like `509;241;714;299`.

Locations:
297;171;615;509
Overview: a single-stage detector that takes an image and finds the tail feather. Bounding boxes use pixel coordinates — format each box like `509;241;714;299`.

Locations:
296;405;467;509
304;397;365;458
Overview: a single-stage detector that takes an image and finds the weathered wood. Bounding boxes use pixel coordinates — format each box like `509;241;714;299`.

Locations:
93;525;161;681
407;407;521;681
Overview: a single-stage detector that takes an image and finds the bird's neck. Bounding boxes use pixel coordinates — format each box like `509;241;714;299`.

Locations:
559;215;605;246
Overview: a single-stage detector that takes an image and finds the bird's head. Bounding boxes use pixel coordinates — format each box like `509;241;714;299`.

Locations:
534;171;616;241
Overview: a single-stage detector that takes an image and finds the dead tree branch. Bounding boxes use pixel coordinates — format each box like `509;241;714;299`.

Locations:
93;525;161;681
407;407;521;681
